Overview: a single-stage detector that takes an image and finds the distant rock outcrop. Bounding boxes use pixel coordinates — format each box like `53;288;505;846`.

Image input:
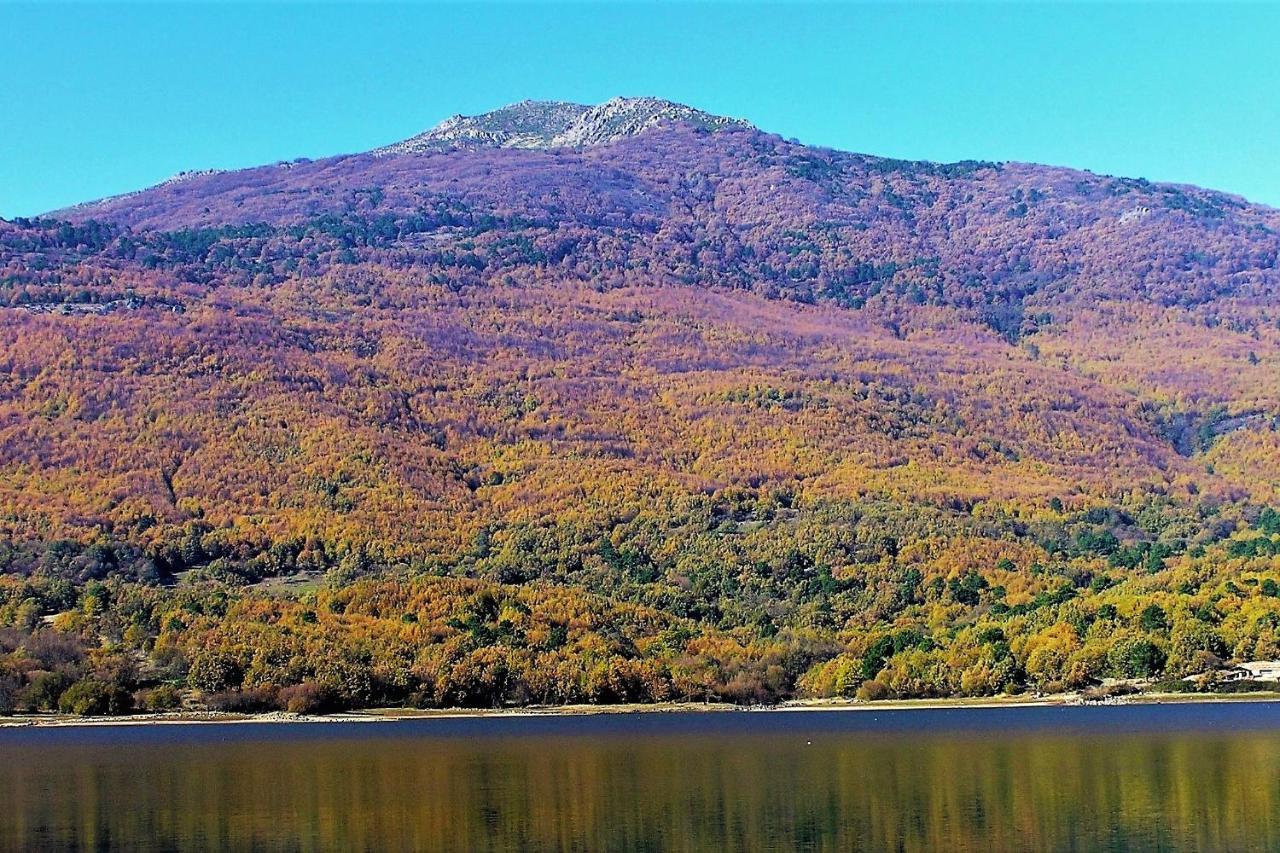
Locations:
375;96;751;155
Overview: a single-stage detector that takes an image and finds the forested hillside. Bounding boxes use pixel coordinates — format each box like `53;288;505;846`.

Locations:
3;99;1280;715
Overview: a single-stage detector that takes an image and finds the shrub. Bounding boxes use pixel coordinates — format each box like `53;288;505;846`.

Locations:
1107;638;1167;678
19;670;72;711
1216;679;1279;694
150;646;190;681
134;685;183;712
58;679;133;716
1149;679;1197;694
277;682;331;714
1080;683;1139;702
1139;605;1169;633
187;651;242;693
857;679;889;701
0;664;21;715
203;686;278;713
21;630;86;670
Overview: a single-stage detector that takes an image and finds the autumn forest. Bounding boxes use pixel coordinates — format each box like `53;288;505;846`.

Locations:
3;110;1280;715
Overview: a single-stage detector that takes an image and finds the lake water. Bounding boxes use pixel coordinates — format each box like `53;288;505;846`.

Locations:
3;702;1280;851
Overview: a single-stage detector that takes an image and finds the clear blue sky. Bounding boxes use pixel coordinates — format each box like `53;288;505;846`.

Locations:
3;3;1279;217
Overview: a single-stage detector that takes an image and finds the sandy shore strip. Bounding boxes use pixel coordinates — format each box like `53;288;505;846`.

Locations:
4;690;1280;729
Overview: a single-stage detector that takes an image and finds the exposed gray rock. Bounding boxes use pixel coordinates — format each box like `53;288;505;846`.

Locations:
376;96;751;155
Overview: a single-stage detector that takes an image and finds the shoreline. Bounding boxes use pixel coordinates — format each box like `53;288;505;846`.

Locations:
5;690;1280;729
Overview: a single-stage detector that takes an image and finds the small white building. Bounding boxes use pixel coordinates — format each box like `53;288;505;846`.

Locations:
1182;661;1280;683
1222;661;1280;682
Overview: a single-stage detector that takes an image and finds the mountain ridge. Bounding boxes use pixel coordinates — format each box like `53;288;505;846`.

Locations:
45;96;1277;225
373;96;753;155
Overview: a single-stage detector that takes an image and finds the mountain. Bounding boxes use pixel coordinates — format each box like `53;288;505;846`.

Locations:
3;98;1280;714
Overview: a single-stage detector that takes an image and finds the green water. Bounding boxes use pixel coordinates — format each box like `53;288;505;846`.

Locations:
2;704;1280;851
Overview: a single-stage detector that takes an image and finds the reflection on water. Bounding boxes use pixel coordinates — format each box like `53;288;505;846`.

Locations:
3;706;1280;851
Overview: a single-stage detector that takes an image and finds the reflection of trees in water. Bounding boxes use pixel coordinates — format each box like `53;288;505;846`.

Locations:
1;730;1277;851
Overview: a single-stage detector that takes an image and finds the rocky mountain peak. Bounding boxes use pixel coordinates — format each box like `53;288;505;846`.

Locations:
375;96;751;155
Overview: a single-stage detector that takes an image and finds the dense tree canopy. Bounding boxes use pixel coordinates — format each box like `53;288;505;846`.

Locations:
2;122;1280;713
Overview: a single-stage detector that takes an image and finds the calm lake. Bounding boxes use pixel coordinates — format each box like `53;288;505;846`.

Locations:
3;702;1280;851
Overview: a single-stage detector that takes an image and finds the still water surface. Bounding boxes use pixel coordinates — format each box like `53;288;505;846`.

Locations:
3;702;1280;851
